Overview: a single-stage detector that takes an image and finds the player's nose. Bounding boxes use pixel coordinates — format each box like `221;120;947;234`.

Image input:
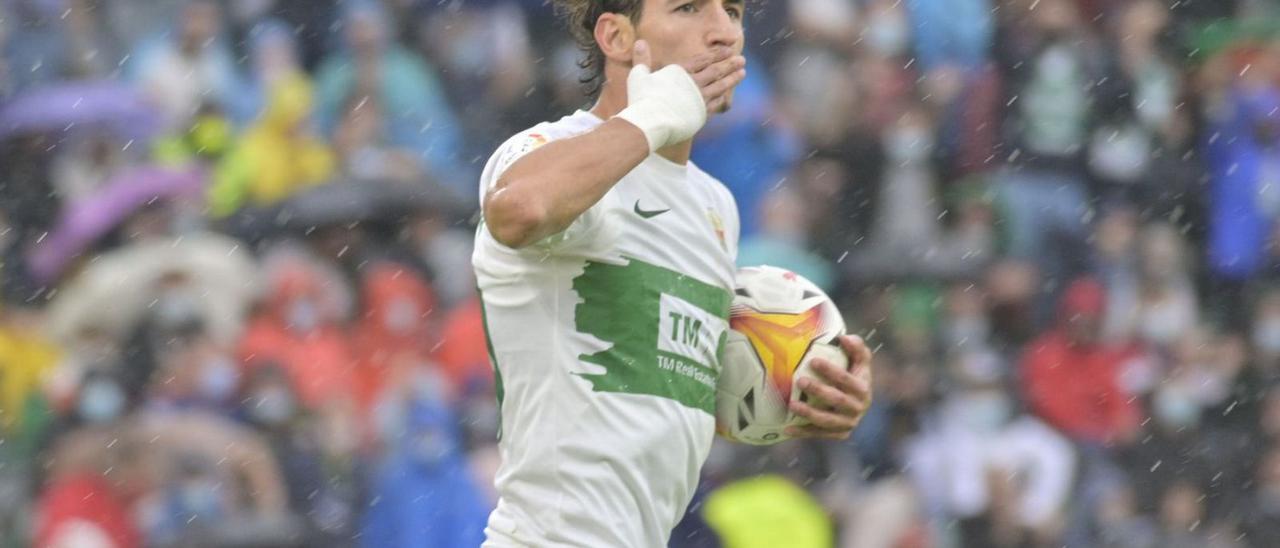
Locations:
704;1;741;49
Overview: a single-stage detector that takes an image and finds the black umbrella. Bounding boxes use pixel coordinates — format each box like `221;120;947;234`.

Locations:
220;178;470;243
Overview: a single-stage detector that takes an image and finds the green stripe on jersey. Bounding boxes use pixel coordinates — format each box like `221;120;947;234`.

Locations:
572;257;732;415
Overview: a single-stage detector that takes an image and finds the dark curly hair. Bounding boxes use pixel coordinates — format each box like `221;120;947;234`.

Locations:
554;0;648;98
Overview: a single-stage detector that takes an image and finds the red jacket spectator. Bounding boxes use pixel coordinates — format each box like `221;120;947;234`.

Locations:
352;263;438;413
433;296;494;397
1020;278;1141;445
238;260;356;409
35;473;141;548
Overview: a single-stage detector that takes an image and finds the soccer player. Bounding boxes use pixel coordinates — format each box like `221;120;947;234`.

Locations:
473;0;874;545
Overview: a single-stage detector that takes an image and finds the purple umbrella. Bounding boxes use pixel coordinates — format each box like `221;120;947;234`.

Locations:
27;166;207;284
0;81;161;140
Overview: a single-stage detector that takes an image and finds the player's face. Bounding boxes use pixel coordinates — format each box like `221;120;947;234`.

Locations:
635;0;746;113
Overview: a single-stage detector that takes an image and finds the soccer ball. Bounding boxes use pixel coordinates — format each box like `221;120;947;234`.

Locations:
716;265;848;445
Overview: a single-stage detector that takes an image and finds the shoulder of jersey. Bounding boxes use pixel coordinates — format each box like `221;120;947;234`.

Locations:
507;111;600;155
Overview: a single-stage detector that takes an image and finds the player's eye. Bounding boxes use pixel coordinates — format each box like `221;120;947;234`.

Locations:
725;5;742;19
675;2;697;13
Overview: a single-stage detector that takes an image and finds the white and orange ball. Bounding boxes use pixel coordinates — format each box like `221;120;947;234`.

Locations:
715;265;847;445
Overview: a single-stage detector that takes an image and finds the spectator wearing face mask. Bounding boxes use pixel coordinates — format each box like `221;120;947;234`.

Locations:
237;258;355;409
352;263;439;429
35;421;146;548
224;19;306;126
1020;278;1142;450
1101;222;1200;350
737;186;835;291
905;350;1075;546
68;368;132;429
361;398;489;548
123;410;294;546
904;0;992;72
850;103;991;282
237;364;364;545
991;0;1103;284
1017;276;1151;543
313;1;469;198
331;94;425;183
1118;365;1223;517
126;0;239;132
1084;1;1186;206
134;318;241;414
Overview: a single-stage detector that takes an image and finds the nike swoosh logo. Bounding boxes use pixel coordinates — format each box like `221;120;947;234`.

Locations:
634;201;670;219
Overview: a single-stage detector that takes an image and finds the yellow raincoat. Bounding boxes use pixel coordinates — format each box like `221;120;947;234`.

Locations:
0;315;59;434
209;74;335;217
703;475;834;548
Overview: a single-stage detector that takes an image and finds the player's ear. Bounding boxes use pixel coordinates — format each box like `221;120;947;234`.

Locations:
595;12;637;64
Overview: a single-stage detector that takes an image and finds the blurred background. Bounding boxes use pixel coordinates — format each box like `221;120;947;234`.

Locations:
0;0;1278;546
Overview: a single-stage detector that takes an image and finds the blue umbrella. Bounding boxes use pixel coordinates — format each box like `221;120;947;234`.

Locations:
0;81;161;140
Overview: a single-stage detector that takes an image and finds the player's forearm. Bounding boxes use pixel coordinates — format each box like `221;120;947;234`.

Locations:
483;118;649;248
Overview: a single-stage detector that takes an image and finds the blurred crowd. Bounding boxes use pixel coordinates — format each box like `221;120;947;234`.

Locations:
2;0;1280;546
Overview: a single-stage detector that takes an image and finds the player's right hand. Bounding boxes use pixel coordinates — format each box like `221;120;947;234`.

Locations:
679;45;747;114
615;40;709;152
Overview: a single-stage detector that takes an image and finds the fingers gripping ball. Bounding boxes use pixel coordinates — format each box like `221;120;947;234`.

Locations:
715;266;848;445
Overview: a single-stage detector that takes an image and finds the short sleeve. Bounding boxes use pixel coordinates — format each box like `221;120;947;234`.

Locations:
479;131;553;199
478;128;617;254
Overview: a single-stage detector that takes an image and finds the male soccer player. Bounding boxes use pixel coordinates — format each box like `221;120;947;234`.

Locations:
473;0;874;545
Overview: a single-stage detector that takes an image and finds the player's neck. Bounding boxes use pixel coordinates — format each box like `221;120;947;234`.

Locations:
590;86;694;166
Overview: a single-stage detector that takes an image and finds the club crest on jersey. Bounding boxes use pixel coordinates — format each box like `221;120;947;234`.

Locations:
707;208;726;252
518;133;548;154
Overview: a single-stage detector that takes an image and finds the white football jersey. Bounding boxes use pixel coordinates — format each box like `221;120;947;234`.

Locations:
474;110;740;547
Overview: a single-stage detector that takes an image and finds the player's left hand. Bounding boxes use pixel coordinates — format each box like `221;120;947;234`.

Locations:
785;334;873;440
